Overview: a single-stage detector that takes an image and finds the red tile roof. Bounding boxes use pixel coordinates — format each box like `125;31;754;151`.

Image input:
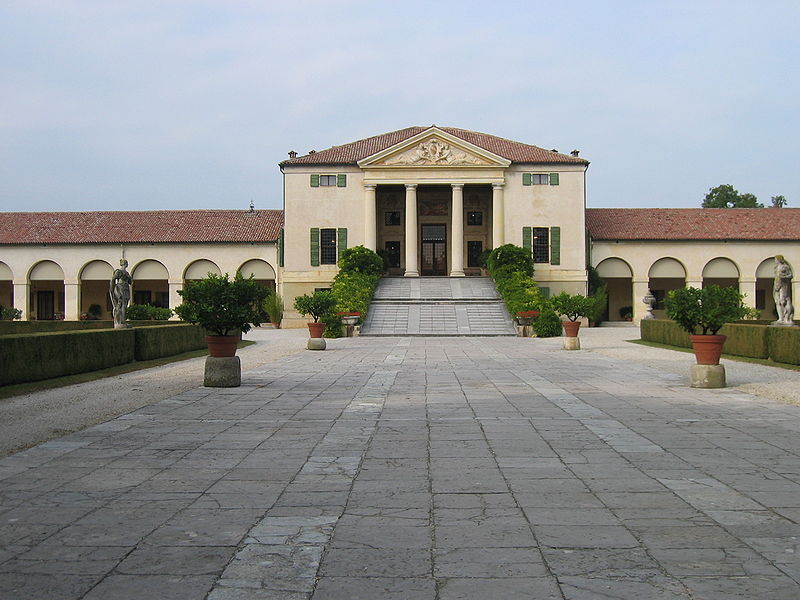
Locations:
0;210;284;245
586;208;800;241
280;126;588;166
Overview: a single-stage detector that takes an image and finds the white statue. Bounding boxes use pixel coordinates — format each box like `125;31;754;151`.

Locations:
772;255;795;326
110;258;132;328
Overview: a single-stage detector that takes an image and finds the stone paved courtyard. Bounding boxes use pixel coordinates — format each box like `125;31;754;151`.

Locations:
1;332;799;599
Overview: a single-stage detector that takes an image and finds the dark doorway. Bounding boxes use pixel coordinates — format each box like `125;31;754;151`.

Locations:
37;291;54;320
421;224;447;276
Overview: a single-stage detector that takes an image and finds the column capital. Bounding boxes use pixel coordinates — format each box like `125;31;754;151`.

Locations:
363;183;377;191
450;183;464;190
404;183;417;190
492;182;505;190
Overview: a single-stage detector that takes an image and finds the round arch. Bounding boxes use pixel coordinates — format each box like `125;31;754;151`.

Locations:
184;259;222;280
238;259;276;292
755;256;793;319
648;257;686;317
595;258;633;322
79;260;114;319
702;257;740;291
28;260;65;320
0;261;12;312
131;260;169;308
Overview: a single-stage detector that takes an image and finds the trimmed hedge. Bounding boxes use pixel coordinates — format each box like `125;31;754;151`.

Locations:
641;319;793;363
0;320;180;336
768;327;800;365
0;328;135;386
1;324;208;386
134;324;206;361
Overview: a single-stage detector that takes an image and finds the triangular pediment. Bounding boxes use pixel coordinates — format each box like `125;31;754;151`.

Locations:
358;127;511;168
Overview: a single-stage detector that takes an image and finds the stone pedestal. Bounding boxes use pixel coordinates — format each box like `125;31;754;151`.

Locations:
563;337;581;350
690;364;725;388
516;325;533;337
307;338;326;351
204;356;241;387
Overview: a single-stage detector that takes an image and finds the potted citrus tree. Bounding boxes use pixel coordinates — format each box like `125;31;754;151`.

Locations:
550;292;596;340
294;290;337;350
664;285;748;366
175;272;269;357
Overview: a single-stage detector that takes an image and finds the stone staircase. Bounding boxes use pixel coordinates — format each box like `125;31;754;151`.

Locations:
359;277;516;336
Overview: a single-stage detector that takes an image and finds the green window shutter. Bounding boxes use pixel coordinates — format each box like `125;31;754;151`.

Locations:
310;227;320;266
278;229;284;267
337;228;347;262
337;174;347;187
310;174;320;187
549;172;559;186
522;173;532;186
550;226;561;265
539;287;550;299
522;226;532;255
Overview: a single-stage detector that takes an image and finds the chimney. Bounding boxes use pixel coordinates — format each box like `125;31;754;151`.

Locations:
288;150;297;159
551;149;558;153
309;150;316;154
570;149;580;157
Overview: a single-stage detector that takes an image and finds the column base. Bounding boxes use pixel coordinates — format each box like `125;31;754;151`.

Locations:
404;271;420;278
449;270;465;277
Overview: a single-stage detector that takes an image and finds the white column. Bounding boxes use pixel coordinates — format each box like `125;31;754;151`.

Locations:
450;184;465;277
64;280;80;321
740;278;757;309
632;278;650;324
364;184;377;252
169;281;183;320
13;281;29;321
404;184;419;277
492;183;505;248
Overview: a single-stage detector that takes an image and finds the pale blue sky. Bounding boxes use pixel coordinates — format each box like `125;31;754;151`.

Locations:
1;0;798;211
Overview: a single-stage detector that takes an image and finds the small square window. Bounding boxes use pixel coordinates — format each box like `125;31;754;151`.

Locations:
531;174;549;185
319;175;337;186
467;211;483;226
384;211;401;226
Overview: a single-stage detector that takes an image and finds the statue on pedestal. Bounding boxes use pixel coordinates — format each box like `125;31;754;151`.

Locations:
772;255;795;326
642;289;656;320
110;258;132;328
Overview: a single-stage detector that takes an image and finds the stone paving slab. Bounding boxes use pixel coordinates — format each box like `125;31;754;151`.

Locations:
1;335;800;598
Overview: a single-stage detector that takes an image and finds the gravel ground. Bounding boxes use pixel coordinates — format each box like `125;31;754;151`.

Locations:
0;325;797;457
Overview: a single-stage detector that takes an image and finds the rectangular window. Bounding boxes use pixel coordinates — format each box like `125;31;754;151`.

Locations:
385;241;401;268
467;211;483;226
319;175;337;186
467;241;483;267
320;228;337;264
533;227;550;263
384;211;401;226
531;174;549;185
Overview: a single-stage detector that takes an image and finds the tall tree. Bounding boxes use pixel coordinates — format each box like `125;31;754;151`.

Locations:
771;195;788;208
702;184;763;208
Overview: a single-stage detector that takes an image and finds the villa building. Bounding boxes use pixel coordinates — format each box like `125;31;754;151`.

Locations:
0;126;797;325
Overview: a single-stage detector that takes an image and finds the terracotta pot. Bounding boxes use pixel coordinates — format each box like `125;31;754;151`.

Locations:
205;335;239;357
562;321;581;337
307;322;326;338
690;334;726;365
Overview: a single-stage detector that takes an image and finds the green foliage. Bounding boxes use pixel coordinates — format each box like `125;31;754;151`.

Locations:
175;272;269;336
133;324;206;361
126;304;173;321
0;306;22;321
264;292;284;324
486;244;534;278
768;327;800;365
494;271;545;315
619;306;633;320
588;284;608;324
293;290;337;323
587;265;604;295
533;309;563;338
702;184;763;208
664;285;748;335
338;245;384;276
477;248;492;269
642;319;777;360
550;292;596;322
771;195;788;208
326;272;381;337
640;319;692;348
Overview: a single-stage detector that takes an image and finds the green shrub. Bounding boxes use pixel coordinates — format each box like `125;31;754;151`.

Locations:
588;284;608;324
550;292;596;322
640;319;692;348
486;244;534;278
768;327;800;365
338;245;384;276
126;304;173;321
0;307;22;321
0;328;135;386
533;309;563;338
134;324;206;361
642;319;771;359
664;285;748;335
264;292;284;325
325;271;381;337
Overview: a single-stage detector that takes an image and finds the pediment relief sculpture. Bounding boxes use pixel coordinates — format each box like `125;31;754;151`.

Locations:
383;138;490;166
